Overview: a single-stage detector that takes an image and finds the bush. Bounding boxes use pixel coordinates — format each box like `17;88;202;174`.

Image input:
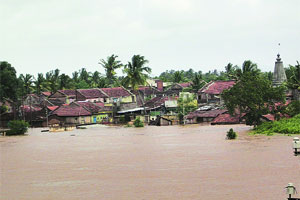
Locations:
253;114;300;135
7;120;29;136
133;117;144;127
227;128;237;140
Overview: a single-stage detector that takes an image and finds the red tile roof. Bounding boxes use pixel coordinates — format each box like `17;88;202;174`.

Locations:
58;89;76;97
75;101;103;113
211;113;241;125
78;89;108;99
52;104;91;117
101;87;131;97
47;106;59;111
198;80;235;95
186;109;227;119
178;82;192;88
41;91;51;97
20;105;42;112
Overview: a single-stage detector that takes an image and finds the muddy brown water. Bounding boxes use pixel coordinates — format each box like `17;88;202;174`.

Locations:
1;124;300;200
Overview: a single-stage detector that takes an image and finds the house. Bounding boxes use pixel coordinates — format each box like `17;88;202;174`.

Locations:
74;101;113;124
100;87;137;111
76;88;109;103
24;94;41;106
165;82;192;97
48;89;77;104
198;80;235;104
211;113;242;125
49;103;92;126
186;109;227;124
132;86;162;107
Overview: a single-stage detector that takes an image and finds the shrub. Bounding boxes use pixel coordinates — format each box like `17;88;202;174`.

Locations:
7;120;29;136
227;128;237;140
133;117;144;127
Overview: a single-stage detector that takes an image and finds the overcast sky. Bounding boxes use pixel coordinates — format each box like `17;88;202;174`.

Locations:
1;0;300;77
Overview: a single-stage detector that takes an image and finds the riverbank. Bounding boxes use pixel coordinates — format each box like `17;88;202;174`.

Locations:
1;124;300;200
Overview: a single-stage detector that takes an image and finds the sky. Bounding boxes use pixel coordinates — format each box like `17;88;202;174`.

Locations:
1;0;300;77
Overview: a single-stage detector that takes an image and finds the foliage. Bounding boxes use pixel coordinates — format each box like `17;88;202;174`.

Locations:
177;94;198;123
0;62;20;101
286;61;300;90
133;117;144;127
0;105;8;114
99;54;123;86
173;71;184;83
222;72;285;127
253;114;300;135
122;55;151;90
226;128;237;139
286;100;300;117
191;72;205;92
7;120;30;136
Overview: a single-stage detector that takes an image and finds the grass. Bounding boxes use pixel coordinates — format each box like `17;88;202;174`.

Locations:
253;114;300;135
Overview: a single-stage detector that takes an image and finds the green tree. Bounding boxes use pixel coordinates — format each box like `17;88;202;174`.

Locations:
191;72;205;92
99;54;123;86
34;73;45;95
59;73;73;90
287;61;300;90
177;93;197;124
122;55;151;90
0;61;19;101
19;74;34;95
235;60;260;80
173;71;184;83
222;73;285;127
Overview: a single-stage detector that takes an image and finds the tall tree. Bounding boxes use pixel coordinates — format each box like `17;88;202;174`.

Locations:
59;73;73;90
122;55;151;90
0;61;19;101
19;74;34;95
34;73;45;95
173;71;183;83
99;54;123;86
191;72;205;92
222;73;285;127
287;61;300;89
235;60;260;80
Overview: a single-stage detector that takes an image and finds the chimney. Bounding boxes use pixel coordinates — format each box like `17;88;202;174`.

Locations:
155;80;163;92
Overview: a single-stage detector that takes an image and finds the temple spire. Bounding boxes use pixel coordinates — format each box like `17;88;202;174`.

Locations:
272;53;287;87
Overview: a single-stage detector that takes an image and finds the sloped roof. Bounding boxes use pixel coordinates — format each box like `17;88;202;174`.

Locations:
78;89;108;99
144;96;172;109
136;86;161;96
186;109;227;119
47;106;59;111
58;89;76;97
20;105;43;112
75;101;103;113
41;91;51;97
51;104;91;117
100;87;132;97
198;80;235;95
178;82;192;88
48;98;65;106
211;113;241;125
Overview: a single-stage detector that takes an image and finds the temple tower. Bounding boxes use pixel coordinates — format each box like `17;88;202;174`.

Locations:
272;54;287;87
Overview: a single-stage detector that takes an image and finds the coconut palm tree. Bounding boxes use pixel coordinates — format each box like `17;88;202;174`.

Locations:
173;71;183;83
122;55;151;90
236;60;260;80
20;74;34;95
99;54;123;86
34;73;45;95
191;72;205;92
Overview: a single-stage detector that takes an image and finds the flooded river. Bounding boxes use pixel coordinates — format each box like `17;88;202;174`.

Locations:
1;124;300;200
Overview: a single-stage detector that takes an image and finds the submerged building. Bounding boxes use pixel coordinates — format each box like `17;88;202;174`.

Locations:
272;54;287;87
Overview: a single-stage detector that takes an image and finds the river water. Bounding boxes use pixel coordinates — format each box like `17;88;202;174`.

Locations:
1;124;300;200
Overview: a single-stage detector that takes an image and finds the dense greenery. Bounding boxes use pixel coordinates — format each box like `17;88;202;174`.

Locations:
133;117;144;127
177;94;198;123
7;120;29;136
222;71;286;127
253;114;300;135
0;62;20;101
226;128;237;139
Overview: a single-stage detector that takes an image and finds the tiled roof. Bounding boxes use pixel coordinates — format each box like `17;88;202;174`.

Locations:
211;113;241;125
58;89;76;97
47;106;59;111
100;87;131;97
78;89;108;99
48;98;65;106
198;80;235;95
144;96;171;109
52;104;91;117
20;105;43;112
135;86;161;96
178;82;192;88
186;109;227;119
75;101;103;113
41;91;51;97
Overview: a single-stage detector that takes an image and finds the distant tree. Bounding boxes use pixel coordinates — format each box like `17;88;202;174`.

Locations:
19;74;34;95
173;71;184;83
177;93;197;124
0;61;19;101
46;70;59;93
34;73;45;95
222;73;285;127
75;80;90;89
286;61;300;90
235;60;260;80
59;73;73;90
99;54;123;86
225;63;238;79
191;72;205;92
122;55;151;90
